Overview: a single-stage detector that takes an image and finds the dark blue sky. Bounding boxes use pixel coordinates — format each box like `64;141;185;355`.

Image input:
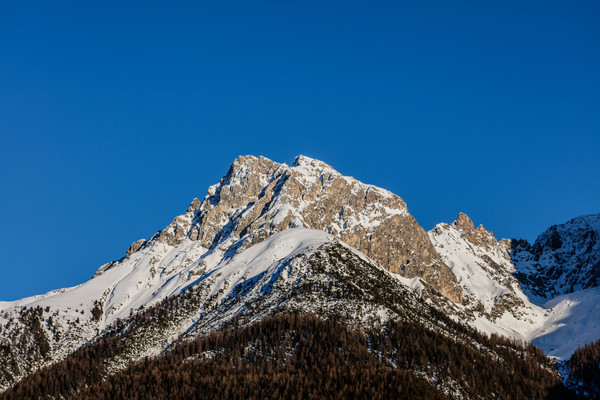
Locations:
1;1;598;301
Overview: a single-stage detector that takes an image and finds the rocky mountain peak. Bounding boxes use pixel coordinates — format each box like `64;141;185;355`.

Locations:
429;214;526;323
96;155;462;303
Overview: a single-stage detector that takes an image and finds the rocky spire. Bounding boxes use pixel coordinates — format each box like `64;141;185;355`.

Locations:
455;212;475;234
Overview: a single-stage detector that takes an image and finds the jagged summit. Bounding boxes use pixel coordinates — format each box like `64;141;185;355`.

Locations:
224;154;336;182
292;154;335;169
429;214;527;324
95;154;461;303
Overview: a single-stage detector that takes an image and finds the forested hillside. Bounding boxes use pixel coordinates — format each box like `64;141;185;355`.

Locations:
1;313;574;400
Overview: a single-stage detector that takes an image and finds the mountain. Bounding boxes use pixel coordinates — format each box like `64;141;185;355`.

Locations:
0;155;459;390
428;213;532;323
0;155;596;398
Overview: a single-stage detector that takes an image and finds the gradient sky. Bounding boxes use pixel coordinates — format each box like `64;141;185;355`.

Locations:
1;1;599;301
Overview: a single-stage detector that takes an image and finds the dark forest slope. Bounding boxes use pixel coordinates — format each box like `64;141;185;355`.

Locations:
1;314;574;400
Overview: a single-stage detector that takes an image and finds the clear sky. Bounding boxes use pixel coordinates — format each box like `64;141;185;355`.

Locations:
1;1;598;301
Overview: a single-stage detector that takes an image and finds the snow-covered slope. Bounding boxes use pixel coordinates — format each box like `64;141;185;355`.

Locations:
0;229;324;334
0;229;344;387
429;214;535;321
429;213;600;359
533;286;600;360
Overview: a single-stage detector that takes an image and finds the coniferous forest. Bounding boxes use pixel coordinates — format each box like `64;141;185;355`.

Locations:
0;313;577;400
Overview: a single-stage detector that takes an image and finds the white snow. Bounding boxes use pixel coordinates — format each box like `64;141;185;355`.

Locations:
0;228;343;363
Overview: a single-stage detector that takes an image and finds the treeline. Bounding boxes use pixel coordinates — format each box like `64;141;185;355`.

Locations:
1;313;576;400
69;314;576;399
569;338;600;398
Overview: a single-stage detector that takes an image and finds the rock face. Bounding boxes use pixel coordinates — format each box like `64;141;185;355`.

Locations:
511;213;600;299
97;155;462;303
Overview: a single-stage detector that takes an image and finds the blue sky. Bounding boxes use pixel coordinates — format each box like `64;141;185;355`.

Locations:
1;1;598;301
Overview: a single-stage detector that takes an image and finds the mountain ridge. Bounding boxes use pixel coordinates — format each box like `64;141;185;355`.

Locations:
429;211;600;360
